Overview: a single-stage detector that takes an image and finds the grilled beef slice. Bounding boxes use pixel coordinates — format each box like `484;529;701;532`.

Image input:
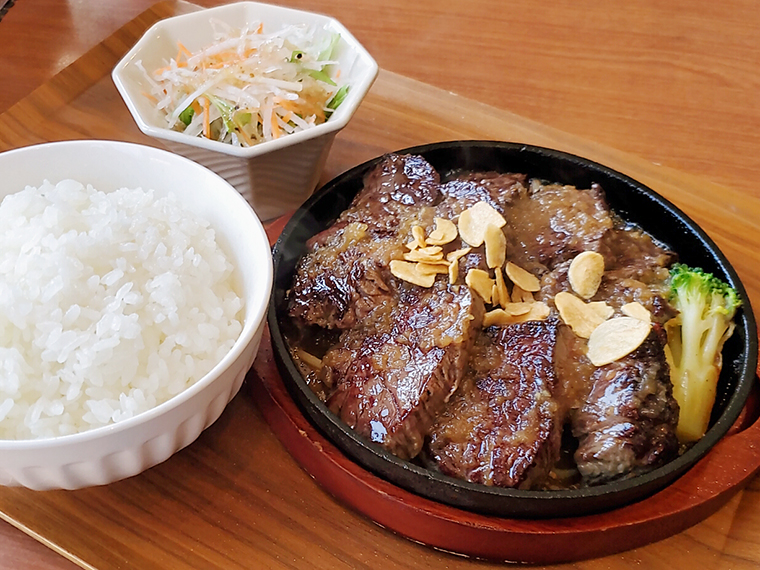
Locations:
538;211;678;324
504;181;614;276
426;319;563;488
288;154;440;329
571;325;680;484
321;280;484;460
435;172;528;220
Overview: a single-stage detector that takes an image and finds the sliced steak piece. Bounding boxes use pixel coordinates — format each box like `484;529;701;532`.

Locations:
504;181;614;275
288;154;440;329
537;222;677;324
426;318;563;489
435;172;528;219
356;152;441;208
571;325;680;485
321;280;483;460
596;224;678;322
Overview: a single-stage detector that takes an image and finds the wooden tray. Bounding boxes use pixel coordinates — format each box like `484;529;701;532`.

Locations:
2;2;760;569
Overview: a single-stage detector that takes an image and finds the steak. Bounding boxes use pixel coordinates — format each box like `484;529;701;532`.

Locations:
538;222;678;324
435;171;527;219
426;319;563;488
288;154;440;329
571;325;680;484
321;280;483;460
504;181;614;275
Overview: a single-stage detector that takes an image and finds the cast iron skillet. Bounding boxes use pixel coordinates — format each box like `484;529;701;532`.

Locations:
268;141;758;519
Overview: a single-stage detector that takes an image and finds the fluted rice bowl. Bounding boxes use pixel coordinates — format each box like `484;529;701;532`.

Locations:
0;140;272;490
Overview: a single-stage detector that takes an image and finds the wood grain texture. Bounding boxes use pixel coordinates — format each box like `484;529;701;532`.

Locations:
2;0;760;200
1;1;760;568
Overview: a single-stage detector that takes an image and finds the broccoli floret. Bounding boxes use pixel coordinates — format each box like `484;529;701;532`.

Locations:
665;263;741;442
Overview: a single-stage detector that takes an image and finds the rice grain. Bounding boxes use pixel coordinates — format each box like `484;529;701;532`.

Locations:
0;180;243;440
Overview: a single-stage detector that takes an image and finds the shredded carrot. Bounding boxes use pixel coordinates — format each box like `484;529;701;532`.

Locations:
177;42;192;61
205;53;243;70
209;50;238;64
202;97;211;139
273;97;299;113
141;91;158;103
142;26;346;147
335;69;341;79
205;61;229;70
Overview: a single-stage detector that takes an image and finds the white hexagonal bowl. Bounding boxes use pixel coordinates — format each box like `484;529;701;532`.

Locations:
0;140;272;490
112;1;378;221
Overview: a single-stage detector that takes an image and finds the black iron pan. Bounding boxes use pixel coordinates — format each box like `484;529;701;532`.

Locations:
267;141;757;518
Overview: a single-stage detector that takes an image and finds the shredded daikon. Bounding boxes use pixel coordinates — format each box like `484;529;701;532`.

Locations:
141;19;349;147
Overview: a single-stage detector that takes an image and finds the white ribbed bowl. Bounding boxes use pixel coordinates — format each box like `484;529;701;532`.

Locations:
112;1;378;221
0;140;272;490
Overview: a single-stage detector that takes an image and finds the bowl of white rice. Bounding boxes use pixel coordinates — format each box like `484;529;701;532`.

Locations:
0;140;272;490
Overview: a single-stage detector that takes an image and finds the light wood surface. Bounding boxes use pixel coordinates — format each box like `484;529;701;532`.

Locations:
1;1;760;568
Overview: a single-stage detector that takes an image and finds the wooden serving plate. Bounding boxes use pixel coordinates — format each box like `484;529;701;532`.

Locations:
253;219;760;564
2;2;760;568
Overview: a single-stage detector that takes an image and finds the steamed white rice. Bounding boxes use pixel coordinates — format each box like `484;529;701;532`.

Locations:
0;180;243;440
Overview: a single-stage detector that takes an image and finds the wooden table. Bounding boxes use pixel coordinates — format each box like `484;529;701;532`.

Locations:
1;1;760;568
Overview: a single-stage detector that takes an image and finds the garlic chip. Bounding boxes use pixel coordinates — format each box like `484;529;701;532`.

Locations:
406;225;427;250
483;309;513;327
446;247;472;263
390;259;435;287
621;301;651;323
426;217;458;245
446;247;471;285
416;262;450;276
505;261;540;292
448;257;460;285
491;283;500;306
555;291;611;338
586;316;651;366
465;268;494;304
484;224;507;269
568;251;605;299
524;301;551;321
587;301;615;322
482;302;550;327
457;202;507;247
403;246;444;263
511;284;534;304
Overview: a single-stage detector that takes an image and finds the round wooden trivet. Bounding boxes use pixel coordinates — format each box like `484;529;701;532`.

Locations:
248;328;760;564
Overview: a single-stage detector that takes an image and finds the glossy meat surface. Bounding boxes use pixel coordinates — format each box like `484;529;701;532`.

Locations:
571;325;680;484
435;171;527;219
321;281;483;460
426;319;562;488
288;154;439;329
504;182;613;275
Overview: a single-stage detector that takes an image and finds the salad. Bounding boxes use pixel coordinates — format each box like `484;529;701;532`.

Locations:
139;20;349;147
